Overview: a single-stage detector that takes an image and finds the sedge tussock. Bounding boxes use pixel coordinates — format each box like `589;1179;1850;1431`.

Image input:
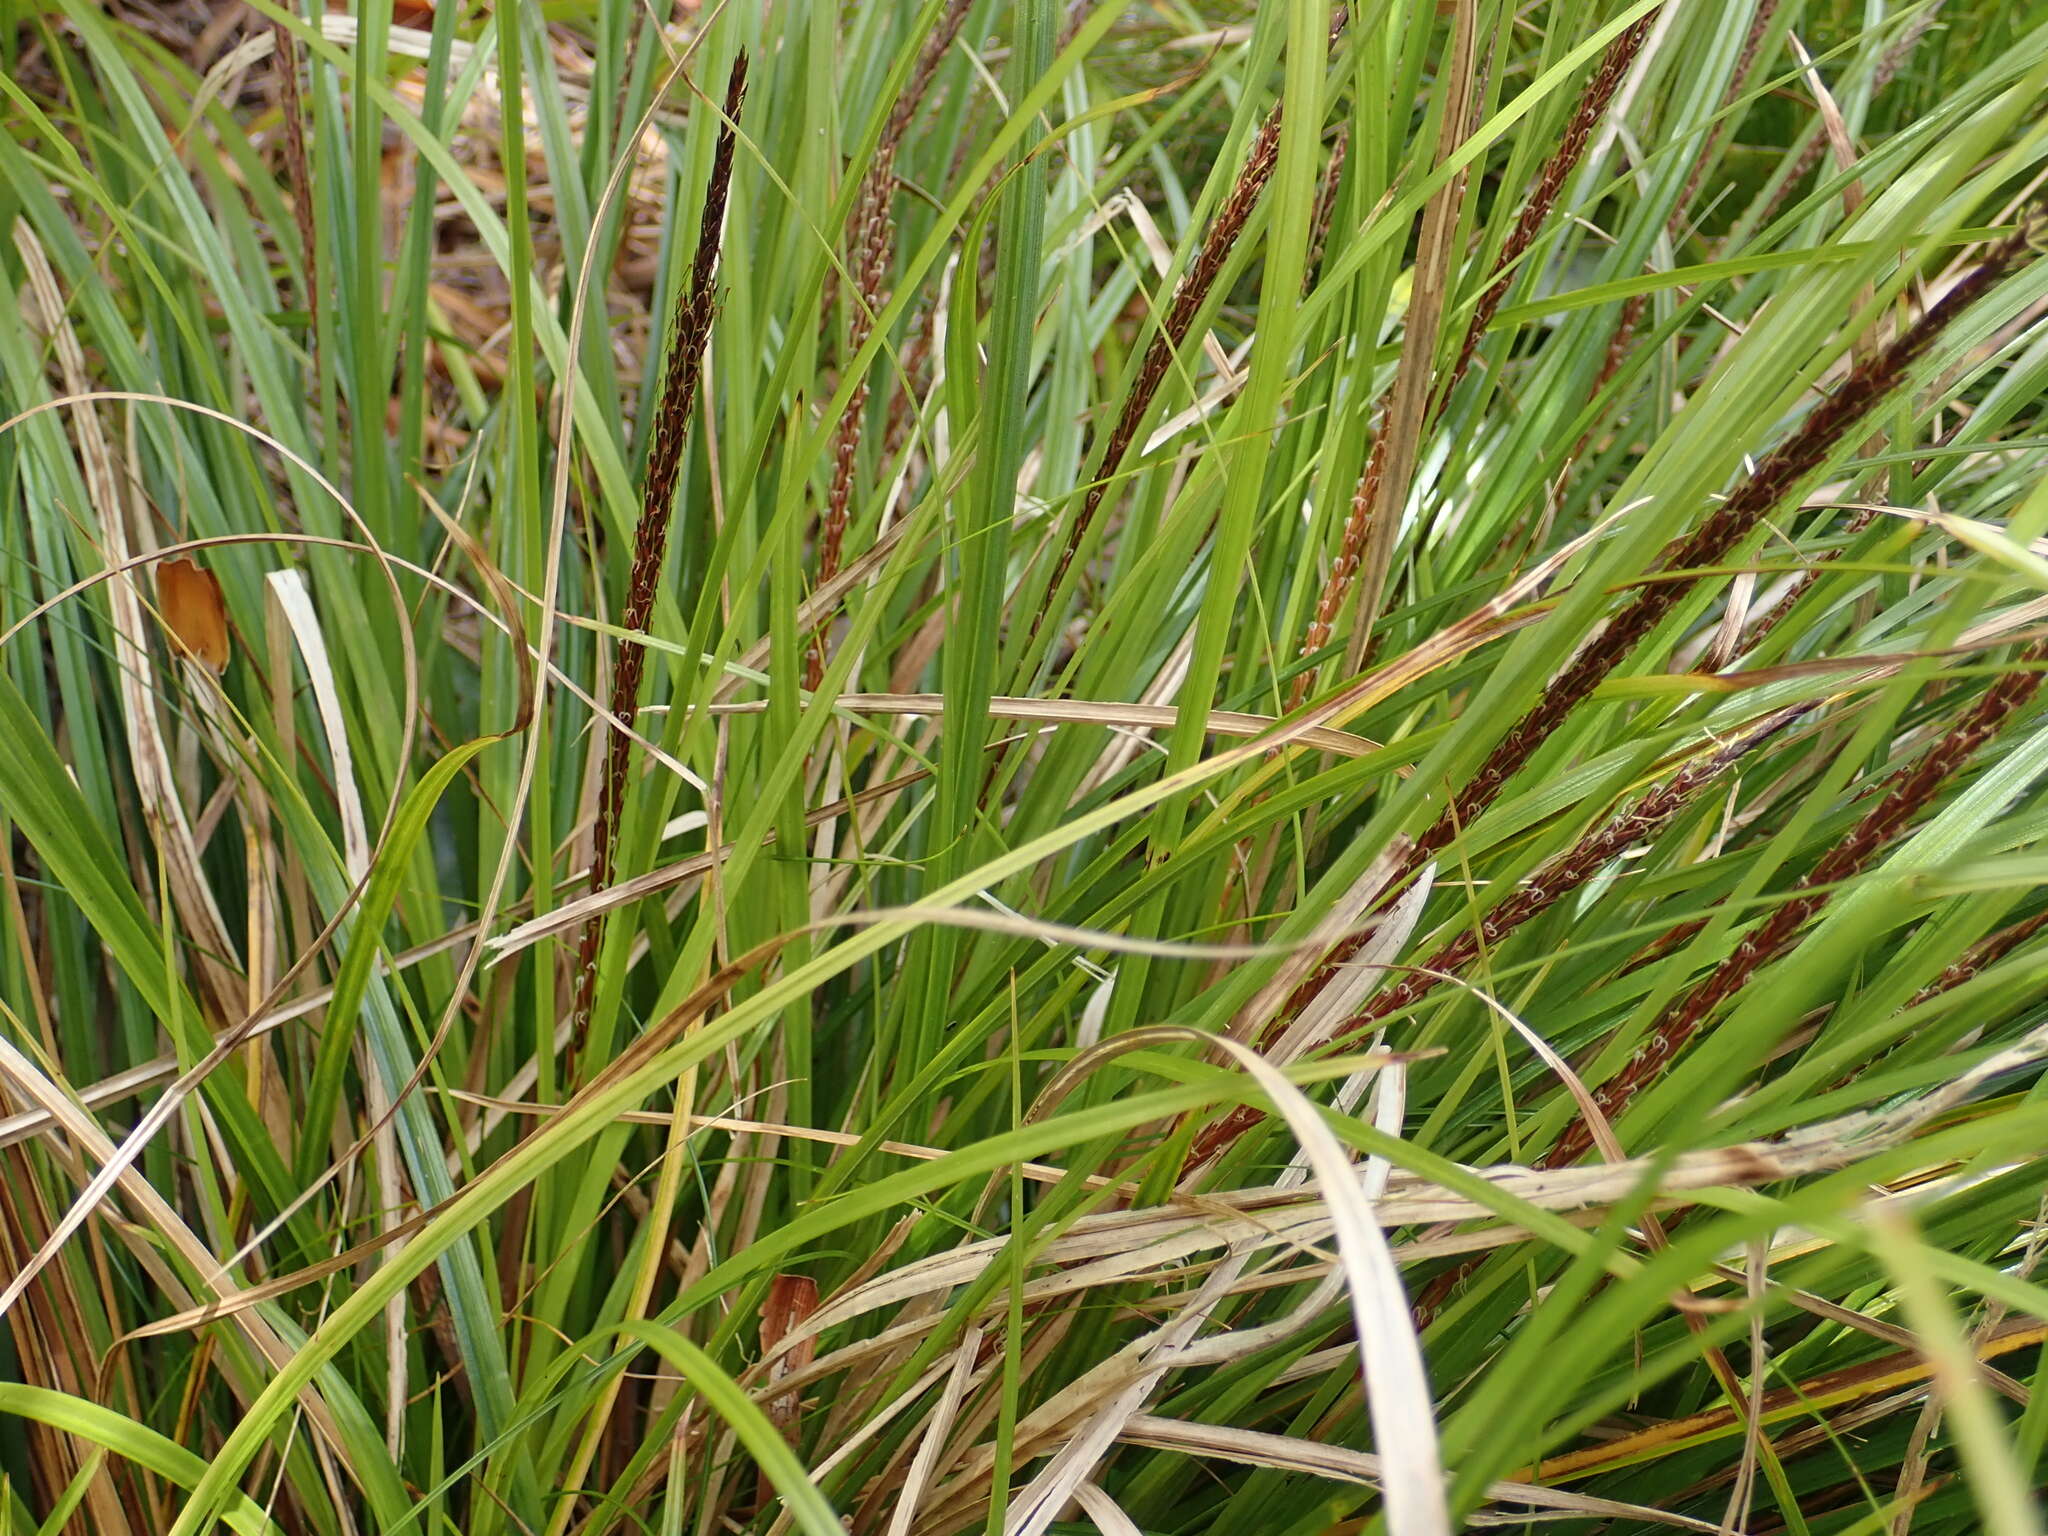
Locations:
3;8;2046;1536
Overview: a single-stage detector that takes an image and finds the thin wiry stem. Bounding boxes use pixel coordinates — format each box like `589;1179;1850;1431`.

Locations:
1801;906;2048;1101
1291;430;1386;710
1364;706;1804;1031
1914;907;2048;1007
571;53;749;1054
1597;2;1932;402
1410;635;2045;1321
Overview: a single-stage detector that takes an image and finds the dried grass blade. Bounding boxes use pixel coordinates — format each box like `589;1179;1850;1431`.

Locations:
883;1331;981;1536
13;224;243;1015
1116;1415;1725;1532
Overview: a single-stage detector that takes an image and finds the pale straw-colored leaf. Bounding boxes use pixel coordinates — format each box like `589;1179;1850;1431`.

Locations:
884;1330;983;1536
1117;1415;1726;1532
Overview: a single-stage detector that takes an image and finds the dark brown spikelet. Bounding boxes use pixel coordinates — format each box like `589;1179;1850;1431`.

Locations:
1411;629;2039;1323
1303;123;1349;296
1185;704;1802;1173
1601;9;1889;450
1736;498;1883;654
1591;287;1648;400
1677;0;1781;238
1545;629;2048;1169
809;0;976;686
1358;703;1804;1031
1411;221;2036;879
1269;211;2029;1075
879;306;939;468
571;53;749;1053
818;0;975;327
1748;8;1943;240
1026;7;1351;665
1289;10;1656;712
1590;0;1782;398
1806;905;2048;1100
1912;907;2048;1007
1444;10;1660;397
1019;102;1288;662
1290;431;1387;708
272;20;316;340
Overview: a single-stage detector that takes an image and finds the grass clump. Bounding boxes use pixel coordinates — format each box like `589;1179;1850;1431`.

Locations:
2;1;2048;1533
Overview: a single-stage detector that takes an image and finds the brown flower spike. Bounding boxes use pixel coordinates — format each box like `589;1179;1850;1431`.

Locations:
571;54;750;1055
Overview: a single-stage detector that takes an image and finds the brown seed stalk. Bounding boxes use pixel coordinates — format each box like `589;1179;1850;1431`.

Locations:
1735;498;1883;654
1289;9;1658;711
1319;7;1491;696
1598;2;1928;402
1546;629;2048;1168
272;19;316;351
571;53;749;1053
1024;8;1351;669
1446;11;1662;399
1800;906;2048;1102
1913;907;2048;1008
1246;219;2032;1198
1186;703;1802;1172
878;306;939;470
1411;630;2043;1323
1290;429;1388;709
1368;704;1804;1029
1019;102;1289;664
1747;7;1944;242
808;0;976;687
1410;221;2036;881
1590;0;1782;397
1302;123;1349;297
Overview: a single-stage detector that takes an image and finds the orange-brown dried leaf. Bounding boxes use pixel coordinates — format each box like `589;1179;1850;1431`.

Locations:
156;558;230;673
761;1273;819;1433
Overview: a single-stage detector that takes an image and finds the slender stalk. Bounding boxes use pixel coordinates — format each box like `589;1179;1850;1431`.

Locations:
571;54;749;1053
1914;908;2048;1006
1410;638;2045;1321
1747;7;1946;241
